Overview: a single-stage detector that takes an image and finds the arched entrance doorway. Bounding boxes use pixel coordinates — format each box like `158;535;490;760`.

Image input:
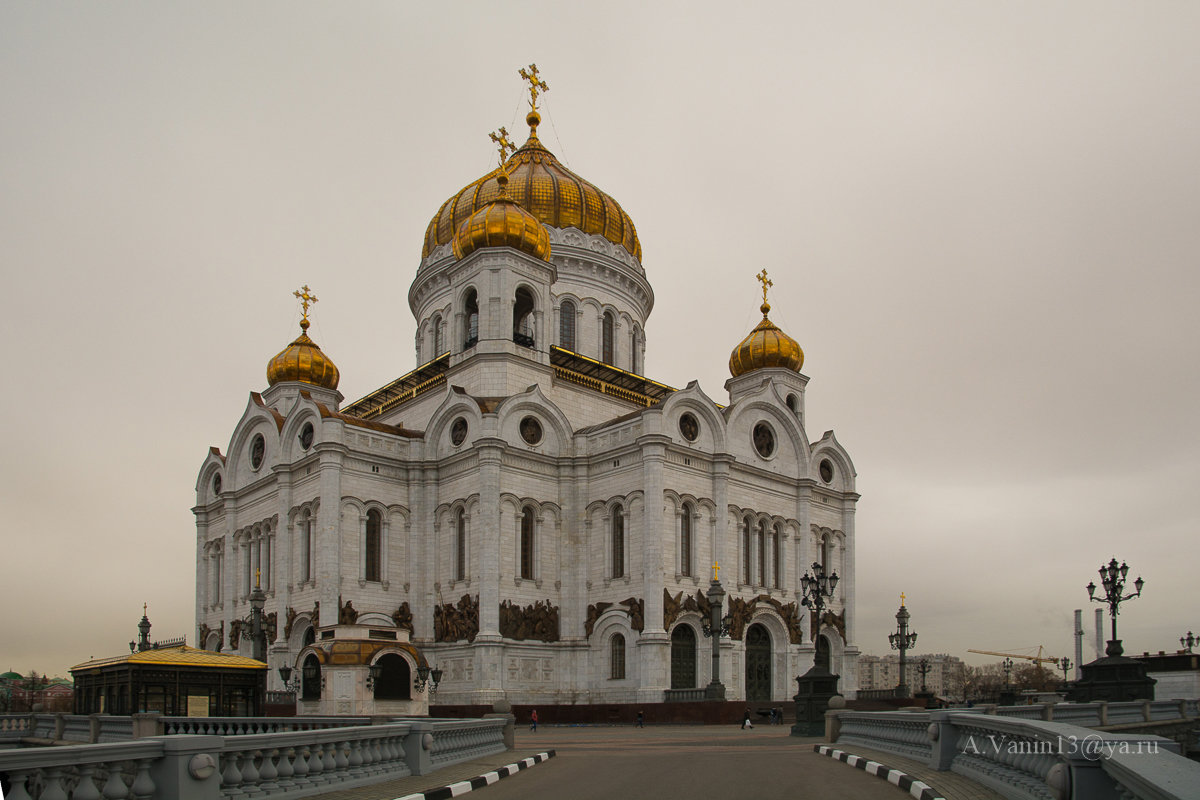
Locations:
671;625;696;689
745;623;772;701
815;634;831;672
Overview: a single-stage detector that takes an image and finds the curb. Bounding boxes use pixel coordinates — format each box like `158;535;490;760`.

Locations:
395;751;556;800
813;746;945;800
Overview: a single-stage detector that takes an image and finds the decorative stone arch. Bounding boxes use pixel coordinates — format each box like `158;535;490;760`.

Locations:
810;435;857;493
661;382;727;452
287;615;318;653
500;494;561;585
368;646;419;702
278;403;322;464
436;495;477;586
224;396;285;489
195;448;227;507
591;612;637;683
553;291;583;351
459;284;481;351
204;630;221;651
494;386;574;457
727;396;809;473
355;611;394;627
289;499;321;586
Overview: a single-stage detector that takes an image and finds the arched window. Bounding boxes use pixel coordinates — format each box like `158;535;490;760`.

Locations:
757;520;766;587
611;505;625;578
742;516;752;585
365;509;381;582
679;503;692;578
464;289;479;349
513;287;535;348
773;524;782;588
455;508;466;582
610;633;626;679
301;654;322;700
602;311;615;364
559;300;576;351
372;653;411;700
631;325;641;374
520;506;535;580
300;508;314;583
432;315;443;357
820;533;830;571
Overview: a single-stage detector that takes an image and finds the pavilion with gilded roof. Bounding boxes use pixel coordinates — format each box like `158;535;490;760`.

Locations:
193;65;861;715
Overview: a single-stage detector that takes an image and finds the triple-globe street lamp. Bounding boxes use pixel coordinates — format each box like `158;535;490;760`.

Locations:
888;596;917;698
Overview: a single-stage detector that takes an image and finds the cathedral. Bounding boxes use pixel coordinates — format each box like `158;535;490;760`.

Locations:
193;67;860;715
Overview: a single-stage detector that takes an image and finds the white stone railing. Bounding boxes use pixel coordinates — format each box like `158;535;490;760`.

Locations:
827;702;1200;800
0;715;29;739
428;718;507;767
835;710;931;761
161;716;371;737
0;716;514;800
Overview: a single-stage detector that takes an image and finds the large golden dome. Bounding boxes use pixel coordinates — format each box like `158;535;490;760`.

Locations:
729;301;804;378
267;319;340;390
424;111;641;262
452;172;551;261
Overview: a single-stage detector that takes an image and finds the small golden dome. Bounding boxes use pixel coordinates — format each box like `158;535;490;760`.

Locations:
452;172;551;261
267;297;340;391
424;118;641;262
729;301;804;378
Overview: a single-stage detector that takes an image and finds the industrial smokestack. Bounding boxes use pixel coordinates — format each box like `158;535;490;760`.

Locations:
1095;608;1104;659
1074;609;1084;678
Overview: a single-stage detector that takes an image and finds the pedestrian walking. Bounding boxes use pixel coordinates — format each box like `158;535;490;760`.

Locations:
741;708;753;729
530;709;538;732
636;710;644;728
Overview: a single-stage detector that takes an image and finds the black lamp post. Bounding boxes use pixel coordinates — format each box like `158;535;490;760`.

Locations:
414;663;443;694
800;562;839;626
1059;657;1073;686
701;561;730;700
248;576;267;663
1087;558;1144;658
1181;632;1197;654
1002;657;1014;689
916;659;932;694
888;597;917;698
277;665;300;693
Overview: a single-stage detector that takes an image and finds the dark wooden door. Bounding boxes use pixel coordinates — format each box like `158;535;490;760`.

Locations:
746;623;772;701
671;625;697;689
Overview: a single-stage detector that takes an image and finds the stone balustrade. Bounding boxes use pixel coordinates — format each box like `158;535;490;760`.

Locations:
0;716;511;800
827;700;1200;800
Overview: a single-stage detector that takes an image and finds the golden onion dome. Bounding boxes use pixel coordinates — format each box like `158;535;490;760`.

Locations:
267;318;340;390
424;110;641;262
452;171;551;261
729;300;804;378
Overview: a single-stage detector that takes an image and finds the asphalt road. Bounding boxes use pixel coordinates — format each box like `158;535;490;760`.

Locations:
476;725;921;800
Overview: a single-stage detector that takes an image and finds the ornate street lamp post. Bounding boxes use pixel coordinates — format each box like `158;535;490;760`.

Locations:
1058;657;1073;687
791;561;840;736
248;575;267;663
1087;558;1144;658
1002;657;1014;689
701;561;730;700
916;659;932;694
888;595;917;698
1181;632;1197;654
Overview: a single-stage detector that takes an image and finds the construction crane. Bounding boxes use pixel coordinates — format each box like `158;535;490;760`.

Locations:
968;647;1059;667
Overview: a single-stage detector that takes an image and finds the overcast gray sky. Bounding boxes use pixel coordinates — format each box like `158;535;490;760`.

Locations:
3;2;1197;680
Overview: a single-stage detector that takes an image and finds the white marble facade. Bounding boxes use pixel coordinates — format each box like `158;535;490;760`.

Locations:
194;118;861;711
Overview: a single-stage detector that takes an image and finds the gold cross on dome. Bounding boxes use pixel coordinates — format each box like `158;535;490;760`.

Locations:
489;127;516;165
519;63;549;111
713;560;720;580
757;269;773;304
294;285;318;323
900;592;906;607
255;567;261;589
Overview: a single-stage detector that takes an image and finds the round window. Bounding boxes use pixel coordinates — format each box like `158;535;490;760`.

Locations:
519;416;543;446
299;422;314;451
820;459;834;483
450;417;468;446
212;473;223;496
250;434;266;469
752;422;775;458
679;412;699;442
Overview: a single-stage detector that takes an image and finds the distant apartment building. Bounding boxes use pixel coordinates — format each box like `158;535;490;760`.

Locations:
857;653;964;697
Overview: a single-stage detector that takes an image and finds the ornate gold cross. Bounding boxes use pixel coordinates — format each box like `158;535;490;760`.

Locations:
489;127;516;164
900;591;906;607
256;567;262;589
294;285;318;323
519;63;549;111
756;269;773;304
713;560;720;580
